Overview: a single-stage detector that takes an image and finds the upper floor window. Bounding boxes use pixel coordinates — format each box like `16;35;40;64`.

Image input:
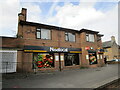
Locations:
65;32;75;42
36;28;51;39
86;34;94;42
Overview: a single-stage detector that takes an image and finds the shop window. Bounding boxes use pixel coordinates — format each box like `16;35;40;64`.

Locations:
65;32;75;42
64;53;79;66
86;34;94;42
33;53;54;68
36;28;51;39
89;53;97;65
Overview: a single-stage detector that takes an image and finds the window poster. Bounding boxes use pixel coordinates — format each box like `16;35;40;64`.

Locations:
89;53;97;65
100;55;103;59
97;55;99;59
61;55;64;61
55;55;59;61
86;55;89;59
33;53;54;68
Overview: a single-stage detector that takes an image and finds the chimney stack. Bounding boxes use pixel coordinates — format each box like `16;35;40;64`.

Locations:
111;36;116;43
18;8;27;21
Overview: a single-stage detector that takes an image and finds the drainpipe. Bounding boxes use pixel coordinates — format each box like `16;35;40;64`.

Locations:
58;27;61;71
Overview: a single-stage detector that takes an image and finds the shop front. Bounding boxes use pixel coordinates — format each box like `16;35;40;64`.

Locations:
24;46;82;71
84;46;104;68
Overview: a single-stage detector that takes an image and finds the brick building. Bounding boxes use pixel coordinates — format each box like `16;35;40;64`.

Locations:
103;36;119;61
0;8;105;73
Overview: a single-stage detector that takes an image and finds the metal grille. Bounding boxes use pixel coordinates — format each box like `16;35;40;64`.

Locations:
0;50;17;73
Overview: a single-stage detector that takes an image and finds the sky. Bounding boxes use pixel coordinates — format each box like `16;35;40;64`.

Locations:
0;0;119;44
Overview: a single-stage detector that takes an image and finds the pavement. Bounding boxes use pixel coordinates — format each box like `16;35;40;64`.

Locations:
2;64;119;89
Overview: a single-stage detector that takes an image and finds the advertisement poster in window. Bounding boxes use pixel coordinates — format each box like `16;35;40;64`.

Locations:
89;53;97;65
61;55;64;61
55;55;59;61
33;53;54;68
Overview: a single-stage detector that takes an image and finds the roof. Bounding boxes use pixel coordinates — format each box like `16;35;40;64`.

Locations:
19;20;79;33
0;36;17;38
102;41;113;48
19;20;100;34
98;34;104;37
80;28;99;34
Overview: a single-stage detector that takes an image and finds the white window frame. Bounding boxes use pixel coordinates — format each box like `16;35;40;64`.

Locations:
36;28;51;40
65;32;75;42
86;34;95;42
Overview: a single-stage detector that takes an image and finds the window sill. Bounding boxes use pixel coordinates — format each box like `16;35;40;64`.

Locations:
65;40;76;43
86;41;95;43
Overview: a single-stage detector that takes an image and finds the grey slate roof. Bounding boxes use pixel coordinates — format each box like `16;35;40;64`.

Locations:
102;41;113;48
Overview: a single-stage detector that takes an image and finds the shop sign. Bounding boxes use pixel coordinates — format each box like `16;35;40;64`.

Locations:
85;46;90;50
50;47;68;52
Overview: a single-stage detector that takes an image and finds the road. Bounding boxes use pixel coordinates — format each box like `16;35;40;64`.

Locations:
2;64;119;88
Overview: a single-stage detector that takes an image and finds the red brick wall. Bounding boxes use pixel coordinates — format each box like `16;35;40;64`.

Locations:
1;22;104;72
1;38;18;48
79;32;104;67
18;25;81;48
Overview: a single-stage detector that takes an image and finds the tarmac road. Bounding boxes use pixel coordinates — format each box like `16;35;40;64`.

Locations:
2;64;119;88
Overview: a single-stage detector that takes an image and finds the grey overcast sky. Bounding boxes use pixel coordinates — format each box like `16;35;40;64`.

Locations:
0;0;119;44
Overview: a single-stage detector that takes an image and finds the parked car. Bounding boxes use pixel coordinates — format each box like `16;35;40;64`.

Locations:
110;59;120;62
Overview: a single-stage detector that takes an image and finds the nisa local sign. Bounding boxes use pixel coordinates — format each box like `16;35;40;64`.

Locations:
50;47;68;52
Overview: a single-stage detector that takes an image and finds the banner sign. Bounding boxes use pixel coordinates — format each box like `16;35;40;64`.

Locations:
50;47;68;52
24;46;82;53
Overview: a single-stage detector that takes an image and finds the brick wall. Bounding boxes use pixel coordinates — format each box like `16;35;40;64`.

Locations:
1;8;105;72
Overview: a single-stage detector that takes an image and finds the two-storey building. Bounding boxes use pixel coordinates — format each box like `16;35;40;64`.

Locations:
103;36;119;61
1;8;104;73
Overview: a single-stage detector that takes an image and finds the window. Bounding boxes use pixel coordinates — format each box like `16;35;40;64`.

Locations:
89;52;97;65
64;53;79;66
86;34;94;42
86;34;89;42
36;28;51;39
65;32;75;42
33;53;54;68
